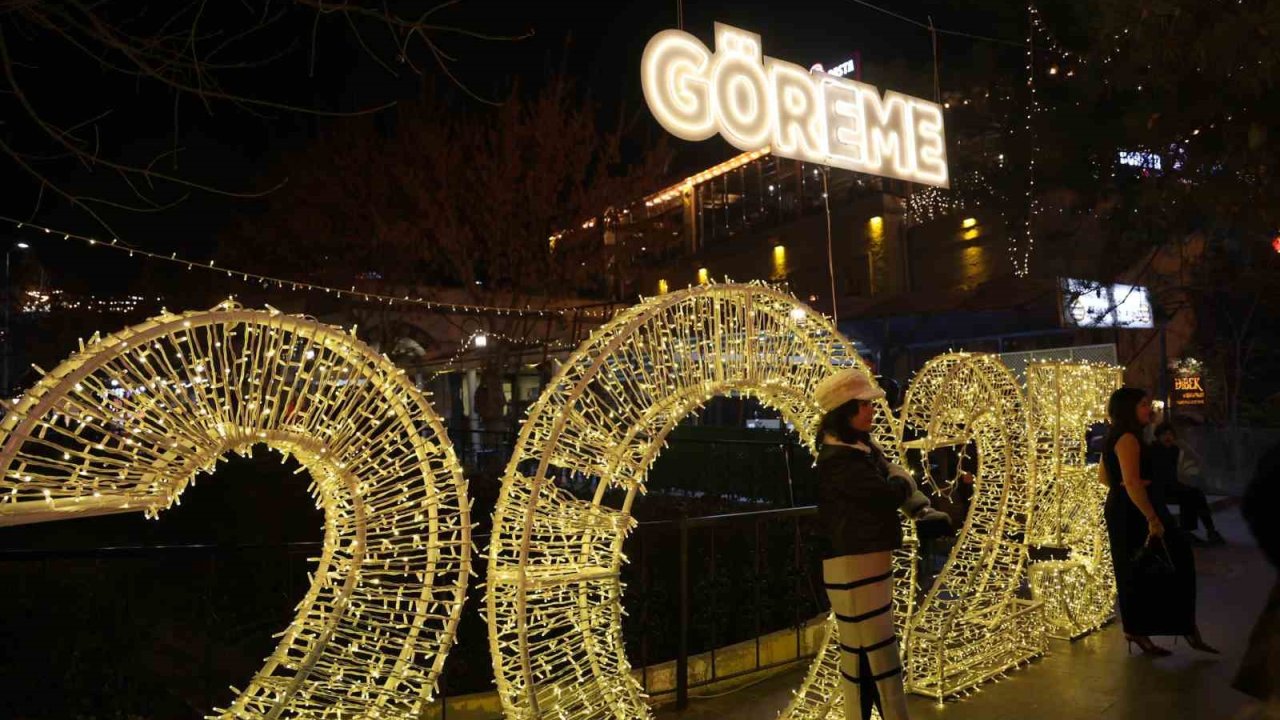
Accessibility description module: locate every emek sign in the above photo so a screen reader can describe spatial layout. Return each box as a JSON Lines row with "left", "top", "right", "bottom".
{"left": 641, "top": 23, "right": 949, "bottom": 187}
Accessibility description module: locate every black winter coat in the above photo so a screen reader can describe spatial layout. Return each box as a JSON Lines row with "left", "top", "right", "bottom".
{"left": 816, "top": 441, "right": 912, "bottom": 558}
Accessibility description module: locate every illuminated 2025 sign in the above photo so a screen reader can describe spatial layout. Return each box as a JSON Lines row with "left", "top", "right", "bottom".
{"left": 641, "top": 23, "right": 949, "bottom": 187}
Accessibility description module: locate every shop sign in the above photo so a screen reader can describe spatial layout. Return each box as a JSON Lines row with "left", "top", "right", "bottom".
{"left": 641, "top": 23, "right": 948, "bottom": 187}
{"left": 1173, "top": 375, "right": 1206, "bottom": 406}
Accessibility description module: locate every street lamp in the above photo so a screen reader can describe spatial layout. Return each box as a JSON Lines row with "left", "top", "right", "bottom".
{"left": 4, "top": 241, "right": 30, "bottom": 394}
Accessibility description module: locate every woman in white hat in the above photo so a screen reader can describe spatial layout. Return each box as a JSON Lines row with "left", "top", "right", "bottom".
{"left": 814, "top": 367, "right": 941, "bottom": 720}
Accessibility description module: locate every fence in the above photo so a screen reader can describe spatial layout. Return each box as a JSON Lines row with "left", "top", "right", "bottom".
{"left": 627, "top": 506, "right": 824, "bottom": 709}
{"left": 0, "top": 437, "right": 829, "bottom": 719}
{"left": 0, "top": 513, "right": 827, "bottom": 718}
{"left": 998, "top": 343, "right": 1119, "bottom": 383}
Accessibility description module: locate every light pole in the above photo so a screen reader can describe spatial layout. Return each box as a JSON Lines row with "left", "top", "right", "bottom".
{"left": 3, "top": 241, "right": 29, "bottom": 395}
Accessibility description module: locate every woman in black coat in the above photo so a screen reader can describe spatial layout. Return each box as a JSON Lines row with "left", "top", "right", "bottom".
{"left": 814, "top": 368, "right": 920, "bottom": 720}
{"left": 1100, "top": 387, "right": 1217, "bottom": 656}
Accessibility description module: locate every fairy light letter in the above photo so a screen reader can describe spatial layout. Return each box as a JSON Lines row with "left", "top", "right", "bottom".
{"left": 485, "top": 283, "right": 915, "bottom": 719}
{"left": 888, "top": 353, "right": 1046, "bottom": 702}
{"left": 485, "top": 283, "right": 1060, "bottom": 718}
{"left": 1025, "top": 361, "right": 1123, "bottom": 639}
{"left": 0, "top": 302, "right": 470, "bottom": 718}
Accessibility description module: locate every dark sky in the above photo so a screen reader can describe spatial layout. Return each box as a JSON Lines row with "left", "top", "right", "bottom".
{"left": 446, "top": 0, "right": 1024, "bottom": 140}
{"left": 2, "top": 0, "right": 1027, "bottom": 296}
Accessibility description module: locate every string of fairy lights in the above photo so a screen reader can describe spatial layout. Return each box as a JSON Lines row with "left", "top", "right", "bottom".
{"left": 484, "top": 283, "right": 1128, "bottom": 716}
{"left": 1018, "top": 3, "right": 1040, "bottom": 278}
{"left": 418, "top": 328, "right": 580, "bottom": 379}
{"left": 486, "top": 283, "right": 902, "bottom": 720}
{"left": 904, "top": 170, "right": 1004, "bottom": 227}
{"left": 1, "top": 215, "right": 615, "bottom": 320}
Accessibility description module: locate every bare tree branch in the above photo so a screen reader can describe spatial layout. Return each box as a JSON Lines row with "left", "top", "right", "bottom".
{"left": 0, "top": 0, "right": 526, "bottom": 234}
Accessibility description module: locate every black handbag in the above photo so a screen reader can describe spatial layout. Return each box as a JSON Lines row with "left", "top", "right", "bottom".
{"left": 1131, "top": 536, "right": 1175, "bottom": 578}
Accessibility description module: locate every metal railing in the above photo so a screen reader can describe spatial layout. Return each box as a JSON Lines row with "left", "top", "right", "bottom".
{"left": 629, "top": 505, "right": 821, "bottom": 709}
{"left": 0, "top": 504, "right": 826, "bottom": 717}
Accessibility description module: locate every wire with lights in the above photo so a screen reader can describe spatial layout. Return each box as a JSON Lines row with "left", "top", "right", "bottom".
{"left": 1, "top": 215, "right": 617, "bottom": 319}
{"left": 1014, "top": 3, "right": 1041, "bottom": 278}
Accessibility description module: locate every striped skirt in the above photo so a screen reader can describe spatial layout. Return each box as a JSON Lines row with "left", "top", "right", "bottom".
{"left": 823, "top": 551, "right": 910, "bottom": 720}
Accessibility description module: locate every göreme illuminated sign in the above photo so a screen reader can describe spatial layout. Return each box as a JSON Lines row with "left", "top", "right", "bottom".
{"left": 641, "top": 23, "right": 949, "bottom": 187}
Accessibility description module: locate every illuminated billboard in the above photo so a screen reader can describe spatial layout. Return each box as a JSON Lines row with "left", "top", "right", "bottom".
{"left": 641, "top": 23, "right": 948, "bottom": 187}
{"left": 1059, "top": 278, "right": 1155, "bottom": 329}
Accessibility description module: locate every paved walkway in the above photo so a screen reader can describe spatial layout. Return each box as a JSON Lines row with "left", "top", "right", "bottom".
{"left": 657, "top": 506, "right": 1274, "bottom": 720}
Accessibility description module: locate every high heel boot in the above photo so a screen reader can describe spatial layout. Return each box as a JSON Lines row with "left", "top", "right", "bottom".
{"left": 1125, "top": 634, "right": 1172, "bottom": 657}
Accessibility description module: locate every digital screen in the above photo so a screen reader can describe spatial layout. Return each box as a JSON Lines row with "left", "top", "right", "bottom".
{"left": 1118, "top": 151, "right": 1163, "bottom": 171}
{"left": 1060, "top": 278, "right": 1155, "bottom": 329}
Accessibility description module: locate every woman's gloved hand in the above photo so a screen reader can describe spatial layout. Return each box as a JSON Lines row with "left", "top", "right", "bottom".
{"left": 884, "top": 461, "right": 956, "bottom": 539}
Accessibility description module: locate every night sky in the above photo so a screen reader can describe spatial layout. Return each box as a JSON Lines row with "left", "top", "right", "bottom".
{"left": 1, "top": 0, "right": 1028, "bottom": 297}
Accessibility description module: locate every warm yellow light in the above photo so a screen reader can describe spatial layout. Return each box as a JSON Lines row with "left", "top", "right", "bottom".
{"left": 771, "top": 245, "right": 788, "bottom": 280}
{"left": 962, "top": 217, "right": 978, "bottom": 229}
{"left": 1026, "top": 362, "right": 1123, "bottom": 640}
{"left": 963, "top": 228, "right": 981, "bottom": 241}
{"left": 0, "top": 302, "right": 470, "bottom": 718}
{"left": 867, "top": 217, "right": 885, "bottom": 249}
{"left": 486, "top": 284, "right": 1061, "bottom": 718}
{"left": 658, "top": 278, "right": 669, "bottom": 295}
{"left": 487, "top": 284, "right": 899, "bottom": 720}
{"left": 697, "top": 267, "right": 709, "bottom": 284}
{"left": 640, "top": 24, "right": 949, "bottom": 187}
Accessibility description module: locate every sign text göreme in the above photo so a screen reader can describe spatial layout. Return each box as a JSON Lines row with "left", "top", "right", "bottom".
{"left": 641, "top": 23, "right": 949, "bottom": 187}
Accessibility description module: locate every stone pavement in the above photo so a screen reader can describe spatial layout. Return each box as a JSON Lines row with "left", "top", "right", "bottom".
{"left": 656, "top": 506, "right": 1274, "bottom": 720}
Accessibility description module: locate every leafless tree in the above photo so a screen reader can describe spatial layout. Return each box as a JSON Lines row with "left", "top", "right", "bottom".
{"left": 220, "top": 73, "right": 672, "bottom": 432}
{"left": 0, "top": 0, "right": 525, "bottom": 235}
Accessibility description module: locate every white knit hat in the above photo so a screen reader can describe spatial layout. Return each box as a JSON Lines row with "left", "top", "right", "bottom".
{"left": 814, "top": 368, "right": 885, "bottom": 413}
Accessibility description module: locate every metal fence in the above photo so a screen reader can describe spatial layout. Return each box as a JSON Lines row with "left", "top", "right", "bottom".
{"left": 998, "top": 343, "right": 1119, "bottom": 383}
{"left": 0, "top": 512, "right": 828, "bottom": 718}
{"left": 0, "top": 438, "right": 831, "bottom": 719}
{"left": 627, "top": 506, "right": 824, "bottom": 709}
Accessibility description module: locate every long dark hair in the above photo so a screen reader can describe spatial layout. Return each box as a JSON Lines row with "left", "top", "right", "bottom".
{"left": 1104, "top": 386, "right": 1149, "bottom": 453}
{"left": 819, "top": 399, "right": 874, "bottom": 449}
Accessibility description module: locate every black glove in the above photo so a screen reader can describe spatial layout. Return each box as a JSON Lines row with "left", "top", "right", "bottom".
{"left": 915, "top": 508, "right": 955, "bottom": 541}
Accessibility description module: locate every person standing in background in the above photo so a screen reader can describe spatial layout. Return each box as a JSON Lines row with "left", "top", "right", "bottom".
{"left": 1148, "top": 422, "right": 1225, "bottom": 545}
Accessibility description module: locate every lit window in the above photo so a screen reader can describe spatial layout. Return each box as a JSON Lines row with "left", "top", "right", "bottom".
{"left": 771, "top": 245, "right": 788, "bottom": 280}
